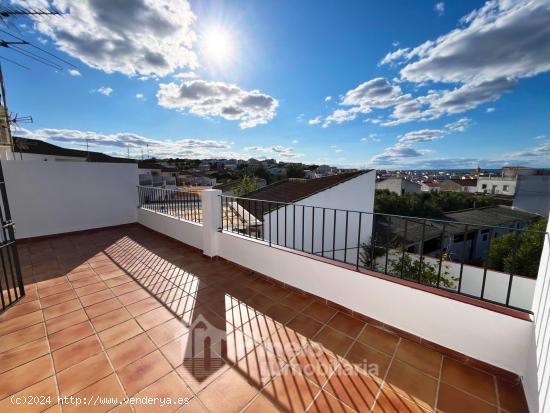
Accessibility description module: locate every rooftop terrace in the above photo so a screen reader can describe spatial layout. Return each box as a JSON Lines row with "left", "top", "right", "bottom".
{"left": 0, "top": 225, "right": 528, "bottom": 412}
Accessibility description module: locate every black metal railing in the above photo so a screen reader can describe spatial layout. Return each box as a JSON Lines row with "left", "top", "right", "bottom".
{"left": 138, "top": 186, "right": 202, "bottom": 223}
{"left": 0, "top": 160, "right": 24, "bottom": 314}
{"left": 220, "top": 194, "right": 548, "bottom": 312}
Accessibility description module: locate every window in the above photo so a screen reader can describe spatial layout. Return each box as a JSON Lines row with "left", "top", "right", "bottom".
{"left": 454, "top": 234, "right": 464, "bottom": 243}
{"left": 482, "top": 184, "right": 487, "bottom": 189}
{"left": 503, "top": 185, "right": 509, "bottom": 192}
{"left": 482, "top": 234, "right": 488, "bottom": 242}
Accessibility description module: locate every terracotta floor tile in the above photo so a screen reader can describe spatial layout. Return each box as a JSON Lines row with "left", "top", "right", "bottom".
{"left": 0, "top": 354, "right": 53, "bottom": 400}
{"left": 373, "top": 384, "right": 431, "bottom": 413}
{"left": 43, "top": 299, "right": 82, "bottom": 320}
{"left": 385, "top": 360, "right": 438, "bottom": 410}
{"left": 111, "top": 281, "right": 142, "bottom": 296}
{"left": 104, "top": 274, "right": 133, "bottom": 288}
{"left": 84, "top": 297, "right": 123, "bottom": 318}
{"left": 79, "top": 289, "right": 114, "bottom": 307}
{"left": 48, "top": 320, "right": 94, "bottom": 351}
{"left": 91, "top": 307, "right": 132, "bottom": 332}
{"left": 74, "top": 281, "right": 108, "bottom": 297}
{"left": 148, "top": 318, "right": 189, "bottom": 347}
{"left": 302, "top": 300, "right": 337, "bottom": 323}
{"left": 0, "top": 336, "right": 50, "bottom": 374}
{"left": 345, "top": 341, "right": 392, "bottom": 379}
{"left": 235, "top": 343, "right": 286, "bottom": 387}
{"left": 63, "top": 374, "right": 125, "bottom": 413}
{"left": 0, "top": 322, "right": 46, "bottom": 353}
{"left": 289, "top": 345, "right": 339, "bottom": 388}
{"left": 0, "top": 299, "right": 41, "bottom": 319}
{"left": 264, "top": 325, "right": 304, "bottom": 363}
{"left": 395, "top": 339, "right": 442, "bottom": 378}
{"left": 240, "top": 314, "right": 282, "bottom": 345}
{"left": 199, "top": 367, "right": 259, "bottom": 413}
{"left": 436, "top": 382, "right": 497, "bottom": 413}
{"left": 324, "top": 364, "right": 382, "bottom": 412}
{"left": 135, "top": 305, "right": 175, "bottom": 330}
{"left": 308, "top": 390, "right": 356, "bottom": 413}
{"left": 0, "top": 309, "right": 43, "bottom": 336}
{"left": 126, "top": 296, "right": 162, "bottom": 317}
{"left": 357, "top": 325, "right": 399, "bottom": 356}
{"left": 38, "top": 282, "right": 72, "bottom": 298}
{"left": 263, "top": 303, "right": 298, "bottom": 325}
{"left": 223, "top": 302, "right": 258, "bottom": 329}
{"left": 56, "top": 351, "right": 113, "bottom": 396}
{"left": 280, "top": 291, "right": 314, "bottom": 312}
{"left": 159, "top": 333, "right": 196, "bottom": 368}
{"left": 312, "top": 325, "right": 354, "bottom": 358}
{"left": 134, "top": 371, "right": 193, "bottom": 413}
{"left": 98, "top": 318, "right": 143, "bottom": 348}
{"left": 40, "top": 290, "right": 78, "bottom": 308}
{"left": 118, "top": 289, "right": 151, "bottom": 306}
{"left": 108, "top": 332, "right": 157, "bottom": 369}
{"left": 441, "top": 357, "right": 496, "bottom": 404}
{"left": 173, "top": 398, "right": 209, "bottom": 413}
{"left": 287, "top": 313, "right": 323, "bottom": 342}
{"left": 0, "top": 377, "right": 57, "bottom": 413}
{"left": 260, "top": 366, "right": 321, "bottom": 412}
{"left": 52, "top": 335, "right": 103, "bottom": 372}
{"left": 117, "top": 350, "right": 172, "bottom": 395}
{"left": 241, "top": 394, "right": 280, "bottom": 413}
{"left": 497, "top": 379, "right": 529, "bottom": 413}
{"left": 45, "top": 308, "right": 88, "bottom": 334}
{"left": 70, "top": 275, "right": 103, "bottom": 289}
{"left": 327, "top": 312, "right": 365, "bottom": 339}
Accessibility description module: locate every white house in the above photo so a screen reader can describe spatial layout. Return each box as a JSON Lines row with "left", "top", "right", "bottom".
{"left": 237, "top": 170, "right": 376, "bottom": 265}
{"left": 376, "top": 177, "right": 421, "bottom": 195}
{"left": 477, "top": 176, "right": 517, "bottom": 195}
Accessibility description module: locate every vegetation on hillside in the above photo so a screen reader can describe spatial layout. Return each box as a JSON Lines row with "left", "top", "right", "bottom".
{"left": 374, "top": 189, "right": 506, "bottom": 218}
{"left": 234, "top": 175, "right": 258, "bottom": 196}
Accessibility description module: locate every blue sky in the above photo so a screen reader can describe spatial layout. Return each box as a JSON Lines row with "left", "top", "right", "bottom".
{"left": 3, "top": 0, "right": 550, "bottom": 169}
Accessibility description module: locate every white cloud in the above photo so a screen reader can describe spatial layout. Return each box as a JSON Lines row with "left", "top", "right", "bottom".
{"left": 325, "top": 96, "right": 332, "bottom": 102}
{"left": 322, "top": 108, "right": 358, "bottom": 128}
{"left": 156, "top": 80, "right": 278, "bottom": 129}
{"left": 244, "top": 145, "right": 300, "bottom": 158}
{"left": 93, "top": 86, "right": 113, "bottom": 96}
{"left": 68, "top": 69, "right": 81, "bottom": 77}
{"left": 308, "top": 116, "right": 322, "bottom": 125}
{"left": 173, "top": 71, "right": 197, "bottom": 80}
{"left": 434, "top": 2, "right": 445, "bottom": 15}
{"left": 17, "top": 127, "right": 238, "bottom": 159}
{"left": 17, "top": 0, "right": 197, "bottom": 77}
{"left": 445, "top": 117, "right": 471, "bottom": 132}
{"left": 399, "top": 129, "right": 446, "bottom": 143}
{"left": 486, "top": 107, "right": 496, "bottom": 113}
{"left": 135, "top": 93, "right": 145, "bottom": 100}
{"left": 331, "top": 1, "right": 550, "bottom": 126}
{"left": 370, "top": 143, "right": 427, "bottom": 164}
{"left": 292, "top": 139, "right": 299, "bottom": 144}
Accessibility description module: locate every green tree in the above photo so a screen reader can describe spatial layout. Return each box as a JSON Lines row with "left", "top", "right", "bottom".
{"left": 285, "top": 164, "right": 305, "bottom": 179}
{"left": 387, "top": 248, "right": 456, "bottom": 288}
{"left": 234, "top": 175, "right": 257, "bottom": 196}
{"left": 486, "top": 218, "right": 547, "bottom": 278}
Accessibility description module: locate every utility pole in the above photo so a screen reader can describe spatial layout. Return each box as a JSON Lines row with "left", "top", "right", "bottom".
{"left": 0, "top": 65, "right": 14, "bottom": 158}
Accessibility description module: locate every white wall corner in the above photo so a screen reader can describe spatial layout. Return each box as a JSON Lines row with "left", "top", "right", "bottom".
{"left": 201, "top": 189, "right": 222, "bottom": 257}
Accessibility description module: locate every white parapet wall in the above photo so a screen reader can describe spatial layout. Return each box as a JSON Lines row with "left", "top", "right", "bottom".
{"left": 3, "top": 160, "right": 139, "bottom": 239}
{"left": 523, "top": 220, "right": 550, "bottom": 412}
{"left": 137, "top": 208, "right": 203, "bottom": 251}
{"left": 217, "top": 231, "right": 533, "bottom": 376}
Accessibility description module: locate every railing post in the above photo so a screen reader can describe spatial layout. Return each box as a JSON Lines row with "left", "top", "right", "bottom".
{"left": 201, "top": 189, "right": 222, "bottom": 258}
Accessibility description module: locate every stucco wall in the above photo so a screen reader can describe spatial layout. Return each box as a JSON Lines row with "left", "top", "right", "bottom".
{"left": 3, "top": 160, "right": 138, "bottom": 239}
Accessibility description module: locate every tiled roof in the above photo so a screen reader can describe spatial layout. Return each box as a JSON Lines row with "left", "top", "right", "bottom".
{"left": 235, "top": 171, "right": 371, "bottom": 218}
{"left": 451, "top": 179, "right": 478, "bottom": 187}
{"left": 241, "top": 170, "right": 371, "bottom": 204}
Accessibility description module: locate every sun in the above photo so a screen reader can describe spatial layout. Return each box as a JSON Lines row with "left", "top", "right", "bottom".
{"left": 202, "top": 27, "right": 233, "bottom": 64}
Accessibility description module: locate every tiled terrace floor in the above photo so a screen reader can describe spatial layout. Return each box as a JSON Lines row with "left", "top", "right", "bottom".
{"left": 1, "top": 225, "right": 528, "bottom": 413}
